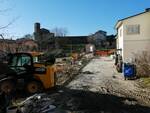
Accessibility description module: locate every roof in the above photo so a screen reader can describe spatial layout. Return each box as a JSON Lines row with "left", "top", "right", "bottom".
{"left": 115, "top": 9, "right": 150, "bottom": 29}
{"left": 16, "top": 38, "right": 36, "bottom": 44}
{"left": 0, "top": 39, "right": 16, "bottom": 43}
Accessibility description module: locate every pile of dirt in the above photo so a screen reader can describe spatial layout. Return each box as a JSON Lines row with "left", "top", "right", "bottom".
{"left": 7, "top": 94, "right": 59, "bottom": 113}
{"left": 56, "top": 56, "right": 92, "bottom": 86}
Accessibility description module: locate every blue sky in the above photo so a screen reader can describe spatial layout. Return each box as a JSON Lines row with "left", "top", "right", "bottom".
{"left": 0, "top": 0, "right": 150, "bottom": 39}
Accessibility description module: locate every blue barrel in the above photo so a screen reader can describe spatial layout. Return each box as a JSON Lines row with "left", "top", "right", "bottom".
{"left": 124, "top": 63, "right": 136, "bottom": 79}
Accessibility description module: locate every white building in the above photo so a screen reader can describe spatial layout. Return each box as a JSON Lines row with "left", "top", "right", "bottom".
{"left": 115, "top": 8, "right": 150, "bottom": 62}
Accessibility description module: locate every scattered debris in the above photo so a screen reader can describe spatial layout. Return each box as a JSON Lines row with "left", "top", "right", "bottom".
{"left": 82, "top": 71, "right": 94, "bottom": 74}
{"left": 2, "top": 56, "right": 150, "bottom": 113}
{"left": 55, "top": 55, "right": 92, "bottom": 86}
{"left": 123, "top": 99, "right": 137, "bottom": 105}
{"left": 7, "top": 94, "right": 56, "bottom": 113}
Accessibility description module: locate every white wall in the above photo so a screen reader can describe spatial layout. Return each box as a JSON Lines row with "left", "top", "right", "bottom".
{"left": 117, "top": 25, "right": 124, "bottom": 58}
{"left": 122, "top": 11, "right": 150, "bottom": 62}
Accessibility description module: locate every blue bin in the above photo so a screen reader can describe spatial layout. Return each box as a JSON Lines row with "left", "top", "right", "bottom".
{"left": 124, "top": 63, "right": 136, "bottom": 79}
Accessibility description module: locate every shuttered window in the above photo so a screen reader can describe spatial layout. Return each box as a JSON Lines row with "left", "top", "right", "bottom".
{"left": 126, "top": 25, "right": 140, "bottom": 35}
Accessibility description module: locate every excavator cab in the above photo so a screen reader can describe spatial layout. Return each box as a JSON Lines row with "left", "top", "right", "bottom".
{"left": 0, "top": 52, "right": 56, "bottom": 94}
{"left": 8, "top": 53, "right": 33, "bottom": 75}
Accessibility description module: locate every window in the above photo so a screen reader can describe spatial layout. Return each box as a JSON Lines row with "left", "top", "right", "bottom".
{"left": 33, "top": 56, "right": 38, "bottom": 63}
{"left": 10, "top": 56, "right": 18, "bottom": 66}
{"left": 21, "top": 55, "right": 31, "bottom": 66}
{"left": 126, "top": 25, "right": 140, "bottom": 35}
{"left": 9, "top": 54, "right": 32, "bottom": 67}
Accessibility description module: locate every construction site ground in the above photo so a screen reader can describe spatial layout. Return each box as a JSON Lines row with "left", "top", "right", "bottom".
{"left": 48, "top": 56, "right": 150, "bottom": 113}
{"left": 10, "top": 56, "right": 150, "bottom": 113}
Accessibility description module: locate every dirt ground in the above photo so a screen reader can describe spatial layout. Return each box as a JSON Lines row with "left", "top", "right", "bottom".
{"left": 48, "top": 57, "right": 150, "bottom": 113}
{"left": 9, "top": 57, "right": 150, "bottom": 113}
{"left": 68, "top": 57, "right": 150, "bottom": 105}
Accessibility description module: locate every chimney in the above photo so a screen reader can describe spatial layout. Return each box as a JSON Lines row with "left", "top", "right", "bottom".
{"left": 145, "top": 8, "right": 150, "bottom": 12}
{"left": 34, "top": 22, "right": 40, "bottom": 33}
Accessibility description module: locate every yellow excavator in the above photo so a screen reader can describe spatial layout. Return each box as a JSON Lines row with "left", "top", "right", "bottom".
{"left": 0, "top": 52, "right": 56, "bottom": 94}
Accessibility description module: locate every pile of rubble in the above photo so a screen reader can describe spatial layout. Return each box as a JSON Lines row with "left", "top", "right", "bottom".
{"left": 55, "top": 53, "right": 93, "bottom": 86}
{"left": 5, "top": 53, "right": 94, "bottom": 113}
{"left": 7, "top": 94, "right": 60, "bottom": 113}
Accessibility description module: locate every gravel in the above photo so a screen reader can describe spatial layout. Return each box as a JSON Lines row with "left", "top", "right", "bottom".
{"left": 63, "top": 57, "right": 150, "bottom": 112}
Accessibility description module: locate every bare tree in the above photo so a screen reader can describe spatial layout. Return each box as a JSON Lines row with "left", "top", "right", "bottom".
{"left": 0, "top": 16, "right": 19, "bottom": 30}
{"left": 0, "top": 34, "right": 13, "bottom": 53}
{"left": 51, "top": 27, "right": 68, "bottom": 37}
{"left": 0, "top": 0, "right": 19, "bottom": 30}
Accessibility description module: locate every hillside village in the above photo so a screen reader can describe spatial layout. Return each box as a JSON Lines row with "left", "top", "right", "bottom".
{"left": 0, "top": 23, "right": 116, "bottom": 56}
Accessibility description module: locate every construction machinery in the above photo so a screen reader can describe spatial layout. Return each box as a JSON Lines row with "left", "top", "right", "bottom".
{"left": 0, "top": 52, "right": 56, "bottom": 94}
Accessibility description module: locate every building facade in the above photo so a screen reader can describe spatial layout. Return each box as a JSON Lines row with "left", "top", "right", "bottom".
{"left": 0, "top": 39, "right": 17, "bottom": 53}
{"left": 34, "top": 23, "right": 55, "bottom": 51}
{"left": 115, "top": 8, "right": 150, "bottom": 62}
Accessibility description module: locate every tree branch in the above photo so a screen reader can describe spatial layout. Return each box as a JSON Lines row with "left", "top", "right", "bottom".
{"left": 0, "top": 16, "right": 20, "bottom": 30}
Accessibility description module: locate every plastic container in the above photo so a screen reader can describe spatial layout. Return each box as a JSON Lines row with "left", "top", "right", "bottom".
{"left": 123, "top": 63, "right": 136, "bottom": 80}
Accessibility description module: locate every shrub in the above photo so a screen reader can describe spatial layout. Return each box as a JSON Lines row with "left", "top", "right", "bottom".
{"left": 133, "top": 51, "right": 150, "bottom": 77}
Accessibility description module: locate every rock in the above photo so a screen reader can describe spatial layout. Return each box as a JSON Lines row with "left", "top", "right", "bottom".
{"left": 123, "top": 99, "right": 137, "bottom": 105}
{"left": 11, "top": 93, "right": 57, "bottom": 113}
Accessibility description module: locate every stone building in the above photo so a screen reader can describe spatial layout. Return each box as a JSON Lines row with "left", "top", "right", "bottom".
{"left": 33, "top": 22, "right": 88, "bottom": 52}
{"left": 33, "top": 23, "right": 115, "bottom": 53}
{"left": 34, "top": 23, "right": 55, "bottom": 51}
